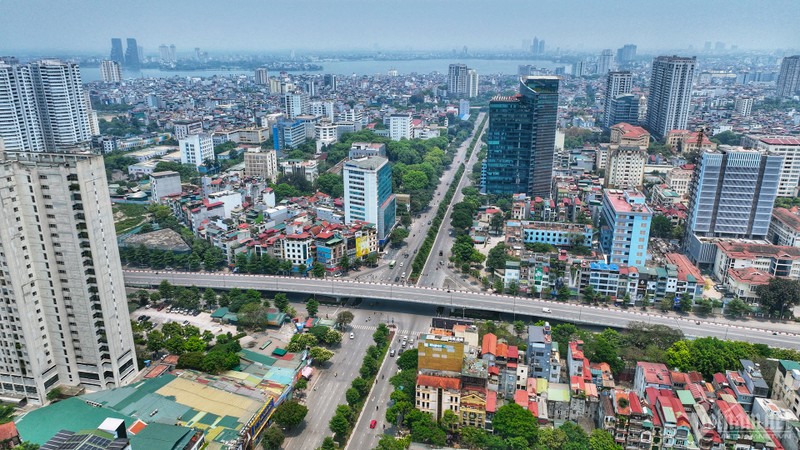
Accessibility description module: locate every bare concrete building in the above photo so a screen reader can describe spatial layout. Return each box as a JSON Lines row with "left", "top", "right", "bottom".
{"left": 0, "top": 149, "right": 138, "bottom": 404}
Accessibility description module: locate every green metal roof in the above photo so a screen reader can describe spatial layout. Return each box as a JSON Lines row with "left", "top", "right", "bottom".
{"left": 676, "top": 390, "right": 696, "bottom": 406}
{"left": 15, "top": 398, "right": 134, "bottom": 445}
{"left": 129, "top": 422, "right": 195, "bottom": 450}
{"left": 239, "top": 348, "right": 278, "bottom": 367}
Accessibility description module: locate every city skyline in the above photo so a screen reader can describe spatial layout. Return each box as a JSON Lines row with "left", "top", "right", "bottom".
{"left": 1, "top": 0, "right": 799, "bottom": 55}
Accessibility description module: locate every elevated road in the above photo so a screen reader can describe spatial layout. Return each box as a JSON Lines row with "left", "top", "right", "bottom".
{"left": 123, "top": 270, "right": 800, "bottom": 349}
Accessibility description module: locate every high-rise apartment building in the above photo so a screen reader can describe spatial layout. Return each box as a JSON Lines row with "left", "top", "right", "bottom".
{"left": 645, "top": 56, "right": 696, "bottom": 139}
{"left": 685, "top": 146, "right": 782, "bottom": 265}
{"left": 607, "top": 94, "right": 641, "bottom": 127}
{"left": 0, "top": 59, "right": 93, "bottom": 153}
{"left": 467, "top": 69, "right": 479, "bottom": 98}
{"left": 776, "top": 56, "right": 800, "bottom": 98}
{"left": 598, "top": 49, "right": 613, "bottom": 75}
{"left": 173, "top": 119, "right": 203, "bottom": 140}
{"left": 124, "top": 38, "right": 140, "bottom": 68}
{"left": 483, "top": 76, "right": 559, "bottom": 198}
{"left": 389, "top": 114, "right": 412, "bottom": 141}
{"left": 603, "top": 71, "right": 633, "bottom": 128}
{"left": 323, "top": 74, "right": 337, "bottom": 91}
{"left": 158, "top": 45, "right": 169, "bottom": 63}
{"left": 243, "top": 148, "right": 278, "bottom": 181}
{"left": 179, "top": 134, "right": 214, "bottom": 168}
{"left": 254, "top": 68, "right": 269, "bottom": 85}
{"left": 616, "top": 44, "right": 637, "bottom": 64}
{"left": 283, "top": 92, "right": 309, "bottom": 119}
{"left": 109, "top": 39, "right": 124, "bottom": 65}
{"left": 448, "top": 63, "right": 468, "bottom": 96}
{"left": 309, "top": 101, "right": 335, "bottom": 122}
{"left": 99, "top": 60, "right": 121, "bottom": 83}
{"left": 0, "top": 149, "right": 138, "bottom": 404}
{"left": 734, "top": 97, "right": 753, "bottom": 117}
{"left": 343, "top": 156, "right": 396, "bottom": 244}
{"left": 600, "top": 189, "right": 652, "bottom": 267}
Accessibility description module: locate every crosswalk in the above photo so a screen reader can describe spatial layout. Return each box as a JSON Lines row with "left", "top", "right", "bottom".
{"left": 348, "top": 323, "right": 422, "bottom": 337}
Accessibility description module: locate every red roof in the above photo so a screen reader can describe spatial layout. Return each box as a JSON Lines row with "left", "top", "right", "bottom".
{"left": 488, "top": 366, "right": 500, "bottom": 376}
{"left": 0, "top": 422, "right": 19, "bottom": 441}
{"left": 128, "top": 419, "right": 148, "bottom": 435}
{"left": 628, "top": 391, "right": 644, "bottom": 415}
{"left": 715, "top": 399, "right": 753, "bottom": 429}
{"left": 486, "top": 390, "right": 497, "bottom": 413}
{"left": 417, "top": 374, "right": 461, "bottom": 391}
{"left": 664, "top": 254, "right": 703, "bottom": 283}
{"left": 508, "top": 345, "right": 518, "bottom": 359}
{"left": 760, "top": 137, "right": 800, "bottom": 146}
{"left": 481, "top": 333, "right": 497, "bottom": 356}
{"left": 514, "top": 389, "right": 529, "bottom": 406}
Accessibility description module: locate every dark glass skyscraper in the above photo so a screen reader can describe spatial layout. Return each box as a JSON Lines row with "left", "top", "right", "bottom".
{"left": 109, "top": 38, "right": 124, "bottom": 64}
{"left": 483, "top": 76, "right": 559, "bottom": 198}
{"left": 124, "top": 38, "right": 140, "bottom": 68}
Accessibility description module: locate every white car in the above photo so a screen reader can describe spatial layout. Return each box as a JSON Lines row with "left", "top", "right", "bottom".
{"left": 399, "top": 262, "right": 404, "bottom": 267}
{"left": 542, "top": 307, "right": 552, "bottom": 314}
{"left": 350, "top": 332, "right": 355, "bottom": 339}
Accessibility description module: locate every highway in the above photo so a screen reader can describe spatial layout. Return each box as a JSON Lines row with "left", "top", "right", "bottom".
{"left": 419, "top": 114, "right": 487, "bottom": 291}
{"left": 123, "top": 270, "right": 800, "bottom": 349}
{"left": 352, "top": 113, "right": 486, "bottom": 286}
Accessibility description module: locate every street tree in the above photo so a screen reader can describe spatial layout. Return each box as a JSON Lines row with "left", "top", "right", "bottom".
{"left": 261, "top": 426, "right": 285, "bottom": 450}
{"left": 272, "top": 400, "right": 308, "bottom": 429}
{"left": 306, "top": 298, "right": 320, "bottom": 317}
{"left": 335, "top": 310, "right": 354, "bottom": 328}
{"left": 310, "top": 347, "right": 334, "bottom": 365}
{"left": 273, "top": 293, "right": 289, "bottom": 312}
{"left": 756, "top": 277, "right": 800, "bottom": 317}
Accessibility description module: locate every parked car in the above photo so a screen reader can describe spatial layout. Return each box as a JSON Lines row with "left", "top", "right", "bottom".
{"left": 390, "top": 349, "right": 396, "bottom": 357}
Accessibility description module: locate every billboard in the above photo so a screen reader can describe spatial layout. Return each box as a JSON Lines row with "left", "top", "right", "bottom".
{"left": 246, "top": 397, "right": 276, "bottom": 443}
{"left": 355, "top": 236, "right": 370, "bottom": 258}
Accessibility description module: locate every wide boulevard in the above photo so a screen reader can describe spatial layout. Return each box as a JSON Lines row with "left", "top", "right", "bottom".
{"left": 123, "top": 270, "right": 800, "bottom": 349}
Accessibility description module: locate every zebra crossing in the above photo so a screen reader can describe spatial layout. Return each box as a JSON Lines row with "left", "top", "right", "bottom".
{"left": 348, "top": 323, "right": 422, "bottom": 337}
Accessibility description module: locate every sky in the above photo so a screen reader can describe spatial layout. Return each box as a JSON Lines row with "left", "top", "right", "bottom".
{"left": 1, "top": 0, "right": 798, "bottom": 55}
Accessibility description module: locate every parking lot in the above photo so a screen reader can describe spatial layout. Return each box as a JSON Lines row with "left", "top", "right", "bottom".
{"left": 130, "top": 307, "right": 238, "bottom": 336}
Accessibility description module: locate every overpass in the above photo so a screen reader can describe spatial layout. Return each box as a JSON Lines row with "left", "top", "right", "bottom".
{"left": 123, "top": 270, "right": 800, "bottom": 350}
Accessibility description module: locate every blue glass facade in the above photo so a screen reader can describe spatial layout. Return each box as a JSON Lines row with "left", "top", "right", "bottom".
{"left": 483, "top": 76, "right": 559, "bottom": 198}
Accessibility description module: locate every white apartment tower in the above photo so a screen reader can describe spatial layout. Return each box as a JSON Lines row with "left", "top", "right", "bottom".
{"left": 598, "top": 49, "right": 614, "bottom": 75}
{"left": 776, "top": 55, "right": 800, "bottom": 99}
{"left": 0, "top": 149, "right": 138, "bottom": 404}
{"left": 389, "top": 114, "right": 412, "bottom": 141}
{"left": 603, "top": 71, "right": 633, "bottom": 128}
{"left": 283, "top": 92, "right": 309, "bottom": 119}
{"left": 467, "top": 69, "right": 479, "bottom": 98}
{"left": 243, "top": 148, "right": 278, "bottom": 181}
{"left": 645, "top": 56, "right": 696, "bottom": 139}
{"left": 605, "top": 145, "right": 647, "bottom": 188}
{"left": 343, "top": 156, "right": 396, "bottom": 243}
{"left": 735, "top": 97, "right": 753, "bottom": 117}
{"left": 99, "top": 60, "right": 122, "bottom": 83}
{"left": 179, "top": 133, "right": 215, "bottom": 168}
{"left": 0, "top": 59, "right": 93, "bottom": 153}
{"left": 448, "top": 64, "right": 468, "bottom": 96}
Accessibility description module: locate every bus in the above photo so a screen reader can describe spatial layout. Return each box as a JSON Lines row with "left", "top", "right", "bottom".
{"left": 388, "top": 260, "right": 396, "bottom": 268}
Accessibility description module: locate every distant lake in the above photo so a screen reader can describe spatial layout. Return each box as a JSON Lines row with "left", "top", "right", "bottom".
{"left": 80, "top": 58, "right": 563, "bottom": 82}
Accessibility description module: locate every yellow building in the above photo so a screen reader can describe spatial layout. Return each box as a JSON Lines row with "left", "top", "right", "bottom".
{"left": 417, "top": 334, "right": 466, "bottom": 373}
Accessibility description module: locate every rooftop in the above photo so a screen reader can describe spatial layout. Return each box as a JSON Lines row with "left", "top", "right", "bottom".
{"left": 716, "top": 241, "right": 800, "bottom": 260}
{"left": 773, "top": 207, "right": 800, "bottom": 232}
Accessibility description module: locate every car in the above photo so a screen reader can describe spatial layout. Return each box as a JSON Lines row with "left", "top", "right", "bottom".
{"left": 394, "top": 276, "right": 400, "bottom": 282}
{"left": 399, "top": 262, "right": 404, "bottom": 267}
{"left": 401, "top": 272, "right": 406, "bottom": 277}
{"left": 401, "top": 342, "right": 407, "bottom": 348}
{"left": 334, "top": 273, "right": 341, "bottom": 277}
{"left": 182, "top": 320, "right": 190, "bottom": 325}
{"left": 695, "top": 320, "right": 701, "bottom": 325}
{"left": 369, "top": 419, "right": 377, "bottom": 429}
{"left": 542, "top": 307, "right": 552, "bottom": 314}
{"left": 192, "top": 310, "right": 200, "bottom": 316}
{"left": 137, "top": 316, "right": 147, "bottom": 322}
{"left": 390, "top": 349, "right": 396, "bottom": 357}
{"left": 404, "top": 253, "right": 409, "bottom": 259}
{"left": 409, "top": 338, "right": 414, "bottom": 345}
{"left": 439, "top": 250, "right": 443, "bottom": 256}
{"left": 350, "top": 332, "right": 355, "bottom": 339}
{"left": 427, "top": 220, "right": 432, "bottom": 225}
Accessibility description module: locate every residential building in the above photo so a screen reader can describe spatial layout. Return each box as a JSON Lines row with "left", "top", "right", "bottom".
{"left": 769, "top": 207, "right": 800, "bottom": 247}
{"left": 734, "top": 97, "right": 753, "bottom": 117}
{"left": 645, "top": 56, "right": 696, "bottom": 139}
{"left": 343, "top": 156, "right": 396, "bottom": 244}
{"left": 751, "top": 397, "right": 798, "bottom": 435}
{"left": 604, "top": 145, "right": 646, "bottom": 188}
{"left": 172, "top": 120, "right": 203, "bottom": 140}
{"left": 616, "top": 44, "right": 637, "bottom": 64}
{"left": 254, "top": 67, "right": 269, "bottom": 85}
{"left": 416, "top": 375, "right": 461, "bottom": 422}
{"left": 149, "top": 171, "right": 181, "bottom": 202}
{"left": 349, "top": 142, "right": 386, "bottom": 159}
{"left": 0, "top": 59, "right": 93, "bottom": 152}
{"left": 686, "top": 147, "right": 782, "bottom": 265}
{"left": 282, "top": 232, "right": 313, "bottom": 267}
{"left": 388, "top": 114, "right": 411, "bottom": 141}
{"left": 527, "top": 324, "right": 560, "bottom": 382}
{"left": 179, "top": 134, "right": 214, "bottom": 168}
{"left": 0, "top": 151, "right": 138, "bottom": 404}
{"left": 309, "top": 101, "right": 335, "bottom": 121}
{"left": 483, "top": 76, "right": 559, "bottom": 198}
{"left": 743, "top": 136, "right": 800, "bottom": 197}
{"left": 279, "top": 159, "right": 318, "bottom": 184}
{"left": 776, "top": 55, "right": 800, "bottom": 98}
{"left": 243, "top": 148, "right": 277, "bottom": 181}
{"left": 604, "top": 72, "right": 633, "bottom": 128}
{"left": 598, "top": 49, "right": 613, "bottom": 75}
{"left": 713, "top": 241, "right": 800, "bottom": 287}
{"left": 283, "top": 92, "right": 309, "bottom": 119}
{"left": 504, "top": 220, "right": 592, "bottom": 254}
{"left": 99, "top": 60, "right": 121, "bottom": 83}
{"left": 600, "top": 189, "right": 653, "bottom": 267}
{"left": 467, "top": 69, "right": 479, "bottom": 98}
{"left": 634, "top": 362, "right": 672, "bottom": 396}
{"left": 448, "top": 63, "right": 468, "bottom": 96}
{"left": 314, "top": 120, "right": 338, "bottom": 148}
{"left": 772, "top": 359, "right": 800, "bottom": 417}
{"left": 666, "top": 164, "right": 694, "bottom": 197}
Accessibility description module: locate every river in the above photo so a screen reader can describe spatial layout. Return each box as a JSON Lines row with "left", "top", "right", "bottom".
{"left": 80, "top": 58, "right": 564, "bottom": 82}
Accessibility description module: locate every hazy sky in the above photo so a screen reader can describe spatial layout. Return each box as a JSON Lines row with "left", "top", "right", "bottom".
{"left": 1, "top": 0, "right": 798, "bottom": 55}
